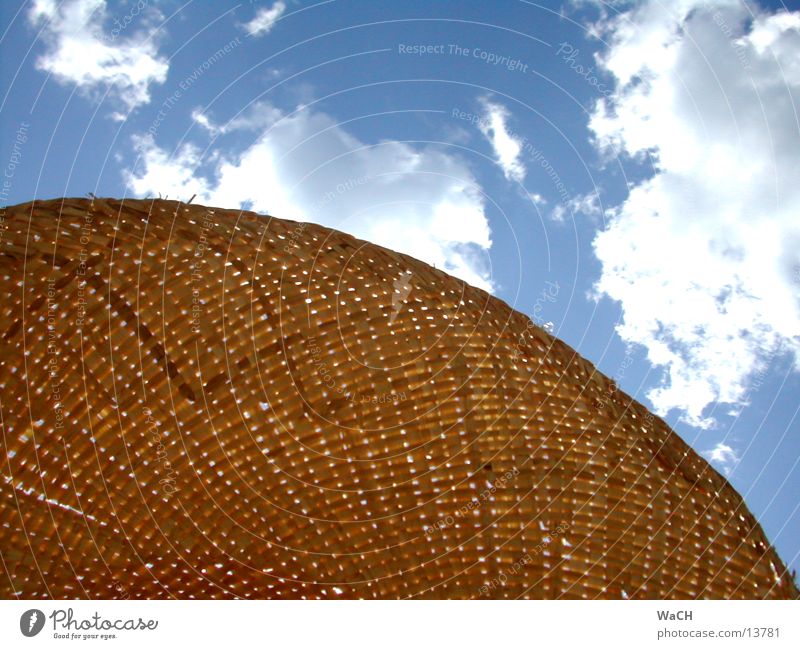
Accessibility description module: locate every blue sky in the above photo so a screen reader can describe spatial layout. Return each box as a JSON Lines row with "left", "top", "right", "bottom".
{"left": 1, "top": 0, "right": 799, "bottom": 579}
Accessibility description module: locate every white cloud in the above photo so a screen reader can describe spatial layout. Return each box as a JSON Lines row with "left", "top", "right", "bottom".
{"left": 702, "top": 442, "right": 740, "bottom": 476}
{"left": 528, "top": 192, "right": 547, "bottom": 206}
{"left": 550, "top": 191, "right": 603, "bottom": 222}
{"left": 28, "top": 0, "right": 168, "bottom": 116}
{"left": 242, "top": 1, "right": 285, "bottom": 36}
{"left": 190, "top": 110, "right": 218, "bottom": 136}
{"left": 191, "top": 102, "right": 283, "bottom": 136}
{"left": 127, "top": 135, "right": 212, "bottom": 200}
{"left": 127, "top": 102, "right": 494, "bottom": 291}
{"left": 478, "top": 99, "right": 526, "bottom": 183}
{"left": 589, "top": 0, "right": 800, "bottom": 428}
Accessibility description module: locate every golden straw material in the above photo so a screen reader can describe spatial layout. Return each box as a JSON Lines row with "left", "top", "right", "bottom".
{"left": 0, "top": 197, "right": 796, "bottom": 600}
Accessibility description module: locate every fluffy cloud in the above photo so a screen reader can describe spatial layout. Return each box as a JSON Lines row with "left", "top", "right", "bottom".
{"left": 126, "top": 102, "right": 494, "bottom": 291}
{"left": 478, "top": 99, "right": 526, "bottom": 183}
{"left": 28, "top": 0, "right": 168, "bottom": 117}
{"left": 550, "top": 191, "right": 603, "bottom": 222}
{"left": 589, "top": 0, "right": 800, "bottom": 428}
{"left": 702, "top": 442, "right": 740, "bottom": 476}
{"left": 242, "top": 1, "right": 286, "bottom": 36}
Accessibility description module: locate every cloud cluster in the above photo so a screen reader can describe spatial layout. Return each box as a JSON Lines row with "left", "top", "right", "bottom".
{"left": 702, "top": 442, "right": 740, "bottom": 476}
{"left": 28, "top": 0, "right": 168, "bottom": 117}
{"left": 589, "top": 0, "right": 800, "bottom": 428}
{"left": 127, "top": 102, "right": 494, "bottom": 291}
{"left": 550, "top": 190, "right": 603, "bottom": 223}
{"left": 478, "top": 99, "right": 526, "bottom": 183}
{"left": 242, "top": 1, "right": 286, "bottom": 37}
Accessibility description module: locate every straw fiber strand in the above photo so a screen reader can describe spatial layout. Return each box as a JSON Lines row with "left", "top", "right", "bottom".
{"left": 0, "top": 197, "right": 796, "bottom": 599}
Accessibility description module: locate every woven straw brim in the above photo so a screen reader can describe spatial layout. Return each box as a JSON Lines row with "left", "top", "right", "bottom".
{"left": 0, "top": 197, "right": 796, "bottom": 599}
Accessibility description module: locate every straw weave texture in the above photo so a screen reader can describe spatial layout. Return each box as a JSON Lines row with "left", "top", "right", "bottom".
{"left": 0, "top": 197, "right": 796, "bottom": 599}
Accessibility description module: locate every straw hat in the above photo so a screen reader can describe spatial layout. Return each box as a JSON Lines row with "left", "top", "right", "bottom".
{"left": 1, "top": 197, "right": 795, "bottom": 599}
